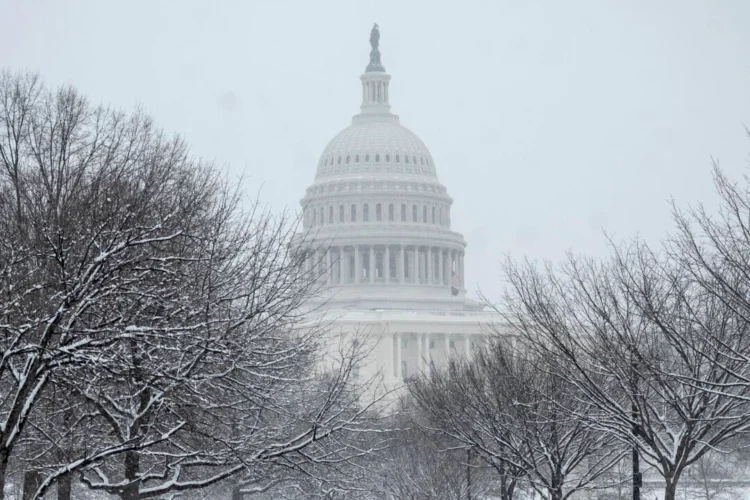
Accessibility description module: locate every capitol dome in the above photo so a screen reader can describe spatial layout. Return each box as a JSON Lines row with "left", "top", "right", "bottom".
{"left": 299, "top": 25, "right": 479, "bottom": 311}
{"left": 315, "top": 117, "right": 438, "bottom": 180}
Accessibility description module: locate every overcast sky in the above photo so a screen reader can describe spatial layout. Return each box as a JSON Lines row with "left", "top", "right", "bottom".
{"left": 2, "top": 0, "right": 749, "bottom": 300}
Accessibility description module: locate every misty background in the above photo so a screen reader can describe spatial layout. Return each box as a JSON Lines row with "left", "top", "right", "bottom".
{"left": 2, "top": 0, "right": 749, "bottom": 301}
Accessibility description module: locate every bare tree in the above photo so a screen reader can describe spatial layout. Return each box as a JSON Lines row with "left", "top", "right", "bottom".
{"left": 0, "top": 69, "right": 376, "bottom": 500}
{"left": 367, "top": 397, "right": 500, "bottom": 500}
{"left": 499, "top": 235, "right": 750, "bottom": 500}
{"left": 410, "top": 337, "right": 620, "bottom": 500}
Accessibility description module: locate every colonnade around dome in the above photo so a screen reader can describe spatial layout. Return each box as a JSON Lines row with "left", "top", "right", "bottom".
{"left": 305, "top": 244, "right": 465, "bottom": 288}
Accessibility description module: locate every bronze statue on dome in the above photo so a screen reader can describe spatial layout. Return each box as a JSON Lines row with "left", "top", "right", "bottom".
{"left": 366, "top": 23, "right": 385, "bottom": 73}
{"left": 370, "top": 23, "right": 380, "bottom": 49}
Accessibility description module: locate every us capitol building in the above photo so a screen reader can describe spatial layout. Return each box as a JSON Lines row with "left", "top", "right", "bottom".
{"left": 299, "top": 25, "right": 499, "bottom": 395}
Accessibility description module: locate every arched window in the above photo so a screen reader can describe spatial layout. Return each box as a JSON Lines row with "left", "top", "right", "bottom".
{"left": 385, "top": 154, "right": 390, "bottom": 162}
{"left": 413, "top": 156, "right": 417, "bottom": 164}
{"left": 401, "top": 204, "right": 407, "bottom": 222}
{"left": 412, "top": 205, "right": 418, "bottom": 222}
{"left": 365, "top": 154, "right": 370, "bottom": 162}
{"left": 320, "top": 207, "right": 324, "bottom": 225}
{"left": 346, "top": 155, "right": 350, "bottom": 164}
{"left": 389, "top": 204, "right": 395, "bottom": 221}
{"left": 439, "top": 207, "right": 443, "bottom": 225}
{"left": 395, "top": 154, "right": 400, "bottom": 163}
{"left": 376, "top": 203, "right": 382, "bottom": 221}
{"left": 351, "top": 204, "right": 357, "bottom": 222}
{"left": 431, "top": 207, "right": 436, "bottom": 224}
{"left": 375, "top": 154, "right": 380, "bottom": 162}
{"left": 405, "top": 155, "right": 409, "bottom": 164}
{"left": 337, "top": 157, "right": 342, "bottom": 165}
{"left": 363, "top": 204, "right": 369, "bottom": 222}
{"left": 339, "top": 205, "right": 345, "bottom": 223}
{"left": 355, "top": 154, "right": 360, "bottom": 163}
{"left": 423, "top": 205, "right": 427, "bottom": 223}
{"left": 329, "top": 206, "right": 334, "bottom": 224}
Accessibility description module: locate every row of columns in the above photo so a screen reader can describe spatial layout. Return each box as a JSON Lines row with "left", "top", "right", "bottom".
{"left": 363, "top": 80, "right": 389, "bottom": 105}
{"left": 392, "top": 332, "right": 474, "bottom": 379}
{"left": 307, "top": 245, "right": 465, "bottom": 288}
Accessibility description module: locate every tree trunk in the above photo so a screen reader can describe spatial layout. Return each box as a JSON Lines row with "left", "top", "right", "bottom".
{"left": 21, "top": 471, "right": 42, "bottom": 500}
{"left": 664, "top": 480, "right": 678, "bottom": 500}
{"left": 57, "top": 473, "right": 72, "bottom": 500}
{"left": 501, "top": 480, "right": 516, "bottom": 500}
{"left": 0, "top": 451, "right": 8, "bottom": 500}
{"left": 231, "top": 484, "right": 242, "bottom": 500}
{"left": 121, "top": 450, "right": 140, "bottom": 500}
{"left": 549, "top": 480, "right": 564, "bottom": 500}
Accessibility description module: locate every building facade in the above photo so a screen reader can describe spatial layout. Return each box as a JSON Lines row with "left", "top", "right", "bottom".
{"left": 300, "top": 25, "right": 498, "bottom": 394}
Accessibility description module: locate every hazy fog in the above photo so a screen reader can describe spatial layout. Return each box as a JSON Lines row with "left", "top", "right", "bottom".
{"left": 3, "top": 0, "right": 749, "bottom": 300}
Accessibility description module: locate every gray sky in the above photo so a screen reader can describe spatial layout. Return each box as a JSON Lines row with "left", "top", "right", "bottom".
{"left": 2, "top": 0, "right": 749, "bottom": 300}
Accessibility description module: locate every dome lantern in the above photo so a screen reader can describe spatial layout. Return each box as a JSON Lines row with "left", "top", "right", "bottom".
{"left": 359, "top": 24, "right": 392, "bottom": 117}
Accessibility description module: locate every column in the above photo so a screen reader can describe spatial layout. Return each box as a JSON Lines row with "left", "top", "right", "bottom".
{"left": 412, "top": 247, "right": 418, "bottom": 283}
{"left": 385, "top": 245, "right": 390, "bottom": 284}
{"left": 343, "top": 247, "right": 349, "bottom": 284}
{"left": 399, "top": 245, "right": 405, "bottom": 283}
{"left": 417, "top": 334, "right": 424, "bottom": 374}
{"left": 444, "top": 250, "right": 450, "bottom": 285}
{"left": 369, "top": 245, "right": 375, "bottom": 283}
{"left": 459, "top": 252, "right": 464, "bottom": 287}
{"left": 427, "top": 247, "right": 433, "bottom": 284}
{"left": 326, "top": 249, "right": 332, "bottom": 285}
{"left": 395, "top": 332, "right": 402, "bottom": 380}
{"left": 354, "top": 246, "right": 360, "bottom": 284}
{"left": 391, "top": 332, "right": 397, "bottom": 377}
{"left": 451, "top": 250, "right": 456, "bottom": 281}
{"left": 426, "top": 334, "right": 433, "bottom": 374}
{"left": 465, "top": 335, "right": 473, "bottom": 361}
{"left": 438, "top": 249, "right": 443, "bottom": 285}
{"left": 445, "top": 333, "right": 451, "bottom": 361}
{"left": 338, "top": 247, "right": 343, "bottom": 284}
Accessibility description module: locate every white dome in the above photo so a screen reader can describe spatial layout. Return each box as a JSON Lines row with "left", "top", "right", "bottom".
{"left": 315, "top": 117, "right": 437, "bottom": 180}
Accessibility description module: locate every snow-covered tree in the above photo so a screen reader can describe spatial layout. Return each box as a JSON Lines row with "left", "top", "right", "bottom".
{"left": 410, "top": 337, "right": 619, "bottom": 500}
{"left": 0, "top": 70, "right": 376, "bottom": 500}
{"left": 499, "top": 236, "right": 750, "bottom": 500}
